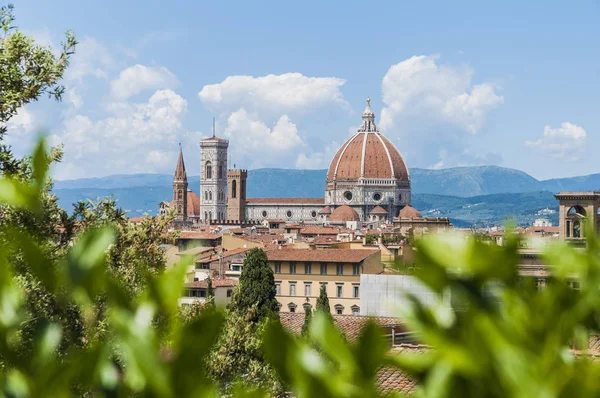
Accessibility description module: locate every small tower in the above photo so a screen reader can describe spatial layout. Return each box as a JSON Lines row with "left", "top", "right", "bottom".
{"left": 200, "top": 120, "right": 229, "bottom": 222}
{"left": 173, "top": 145, "right": 188, "bottom": 223}
{"left": 227, "top": 169, "right": 247, "bottom": 222}
{"left": 554, "top": 191, "right": 600, "bottom": 243}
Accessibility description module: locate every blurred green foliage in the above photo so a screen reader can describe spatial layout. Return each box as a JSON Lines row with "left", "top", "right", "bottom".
{"left": 3, "top": 4, "right": 600, "bottom": 397}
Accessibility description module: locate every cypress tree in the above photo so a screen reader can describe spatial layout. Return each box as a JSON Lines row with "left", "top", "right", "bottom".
{"left": 301, "top": 306, "right": 312, "bottom": 336}
{"left": 205, "top": 275, "right": 215, "bottom": 309}
{"left": 316, "top": 284, "right": 333, "bottom": 321}
{"left": 229, "top": 248, "right": 279, "bottom": 322}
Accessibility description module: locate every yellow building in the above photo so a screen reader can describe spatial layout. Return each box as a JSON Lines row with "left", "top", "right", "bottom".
{"left": 266, "top": 248, "right": 382, "bottom": 315}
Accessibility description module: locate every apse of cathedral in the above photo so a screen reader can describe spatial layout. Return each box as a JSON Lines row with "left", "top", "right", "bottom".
{"left": 159, "top": 99, "right": 415, "bottom": 226}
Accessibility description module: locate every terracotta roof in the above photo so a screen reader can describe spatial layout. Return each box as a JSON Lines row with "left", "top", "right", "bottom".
{"left": 300, "top": 226, "right": 340, "bottom": 236}
{"left": 284, "top": 224, "right": 302, "bottom": 229}
{"left": 319, "top": 205, "right": 332, "bottom": 214}
{"left": 329, "top": 205, "right": 360, "bottom": 222}
{"left": 247, "top": 198, "right": 325, "bottom": 205}
{"left": 245, "top": 234, "right": 286, "bottom": 244}
{"left": 280, "top": 312, "right": 403, "bottom": 341}
{"left": 170, "top": 190, "right": 201, "bottom": 218}
{"left": 326, "top": 122, "right": 409, "bottom": 182}
{"left": 311, "top": 235, "right": 338, "bottom": 245}
{"left": 185, "top": 278, "right": 238, "bottom": 288}
{"left": 398, "top": 205, "right": 422, "bottom": 218}
{"left": 128, "top": 216, "right": 146, "bottom": 223}
{"left": 178, "top": 231, "right": 222, "bottom": 240}
{"left": 197, "top": 247, "right": 252, "bottom": 264}
{"left": 377, "top": 345, "right": 427, "bottom": 394}
{"left": 369, "top": 205, "right": 388, "bottom": 215}
{"left": 266, "top": 248, "right": 378, "bottom": 263}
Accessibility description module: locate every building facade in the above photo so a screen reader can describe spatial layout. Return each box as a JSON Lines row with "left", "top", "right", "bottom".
{"left": 200, "top": 135, "right": 229, "bottom": 222}
{"left": 161, "top": 98, "right": 414, "bottom": 225}
{"left": 266, "top": 248, "right": 382, "bottom": 315}
{"left": 324, "top": 99, "right": 411, "bottom": 222}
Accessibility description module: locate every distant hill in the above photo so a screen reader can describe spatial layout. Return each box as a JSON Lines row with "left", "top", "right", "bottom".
{"left": 54, "top": 165, "right": 600, "bottom": 198}
{"left": 52, "top": 165, "right": 600, "bottom": 226}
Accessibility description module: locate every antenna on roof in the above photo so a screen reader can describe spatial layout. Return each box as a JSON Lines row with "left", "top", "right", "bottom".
{"left": 212, "top": 117, "right": 215, "bottom": 137}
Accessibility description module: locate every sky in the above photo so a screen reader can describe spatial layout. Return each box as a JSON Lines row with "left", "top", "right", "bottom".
{"left": 6, "top": 0, "right": 600, "bottom": 181}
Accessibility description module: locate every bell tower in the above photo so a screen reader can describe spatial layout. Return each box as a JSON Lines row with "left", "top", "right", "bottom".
{"left": 173, "top": 145, "right": 188, "bottom": 223}
{"left": 200, "top": 120, "right": 229, "bottom": 222}
{"left": 227, "top": 169, "right": 247, "bottom": 222}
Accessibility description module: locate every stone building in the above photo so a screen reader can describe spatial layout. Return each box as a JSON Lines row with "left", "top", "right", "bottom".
{"left": 199, "top": 133, "right": 228, "bottom": 222}
{"left": 554, "top": 191, "right": 600, "bottom": 243}
{"left": 324, "top": 99, "right": 411, "bottom": 222}
{"left": 160, "top": 98, "right": 414, "bottom": 225}
{"left": 159, "top": 146, "right": 201, "bottom": 225}
{"left": 267, "top": 248, "right": 383, "bottom": 315}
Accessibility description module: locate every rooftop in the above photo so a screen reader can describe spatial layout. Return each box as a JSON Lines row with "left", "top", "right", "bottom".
{"left": 185, "top": 278, "right": 238, "bottom": 288}
{"left": 247, "top": 198, "right": 325, "bottom": 205}
{"left": 266, "top": 248, "right": 379, "bottom": 263}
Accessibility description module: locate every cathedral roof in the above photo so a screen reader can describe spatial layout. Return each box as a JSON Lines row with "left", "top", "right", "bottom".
{"left": 170, "top": 190, "right": 200, "bottom": 217}
{"left": 329, "top": 205, "right": 360, "bottom": 222}
{"left": 174, "top": 146, "right": 187, "bottom": 181}
{"left": 369, "top": 205, "right": 388, "bottom": 215}
{"left": 327, "top": 99, "right": 409, "bottom": 182}
{"left": 398, "top": 205, "right": 422, "bottom": 218}
{"left": 319, "top": 205, "right": 332, "bottom": 214}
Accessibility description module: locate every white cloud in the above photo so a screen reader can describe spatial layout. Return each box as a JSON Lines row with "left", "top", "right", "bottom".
{"left": 6, "top": 108, "right": 35, "bottom": 133}
{"left": 65, "top": 37, "right": 115, "bottom": 83}
{"left": 51, "top": 89, "right": 197, "bottom": 179}
{"left": 65, "top": 87, "right": 83, "bottom": 110}
{"left": 222, "top": 109, "right": 305, "bottom": 168}
{"left": 295, "top": 141, "right": 341, "bottom": 169}
{"left": 381, "top": 55, "right": 503, "bottom": 133}
{"left": 379, "top": 55, "right": 503, "bottom": 168}
{"left": 110, "top": 64, "right": 178, "bottom": 100}
{"left": 199, "top": 73, "right": 348, "bottom": 115}
{"left": 525, "top": 122, "right": 587, "bottom": 161}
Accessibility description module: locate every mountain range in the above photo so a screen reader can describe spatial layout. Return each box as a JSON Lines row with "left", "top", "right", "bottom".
{"left": 52, "top": 166, "right": 600, "bottom": 227}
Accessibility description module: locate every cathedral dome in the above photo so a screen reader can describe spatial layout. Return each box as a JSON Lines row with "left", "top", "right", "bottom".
{"left": 329, "top": 205, "right": 360, "bottom": 222}
{"left": 398, "top": 205, "right": 422, "bottom": 218}
{"left": 326, "top": 99, "right": 409, "bottom": 182}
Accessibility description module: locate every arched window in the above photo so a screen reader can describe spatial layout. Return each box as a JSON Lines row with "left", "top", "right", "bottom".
{"left": 232, "top": 180, "right": 237, "bottom": 199}
{"left": 209, "top": 211, "right": 212, "bottom": 220}
{"left": 351, "top": 305, "right": 360, "bottom": 316}
{"left": 303, "top": 303, "right": 312, "bottom": 312}
{"left": 205, "top": 161, "right": 212, "bottom": 179}
{"left": 218, "top": 164, "right": 223, "bottom": 179}
{"left": 209, "top": 191, "right": 213, "bottom": 201}
{"left": 204, "top": 211, "right": 208, "bottom": 220}
{"left": 204, "top": 191, "right": 208, "bottom": 201}
{"left": 178, "top": 205, "right": 183, "bottom": 214}
{"left": 334, "top": 304, "right": 344, "bottom": 315}
{"left": 262, "top": 210, "right": 267, "bottom": 218}
{"left": 288, "top": 303, "right": 297, "bottom": 313}
{"left": 567, "top": 205, "right": 587, "bottom": 217}
{"left": 178, "top": 189, "right": 183, "bottom": 200}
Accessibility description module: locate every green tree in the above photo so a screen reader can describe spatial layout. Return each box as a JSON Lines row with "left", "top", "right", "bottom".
{"left": 316, "top": 284, "right": 332, "bottom": 320}
{"left": 0, "top": 4, "right": 76, "bottom": 176}
{"left": 301, "top": 305, "right": 312, "bottom": 336}
{"left": 229, "top": 248, "right": 279, "bottom": 322}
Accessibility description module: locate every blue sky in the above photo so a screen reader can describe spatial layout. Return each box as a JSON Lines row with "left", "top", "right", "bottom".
{"left": 7, "top": 0, "right": 599, "bottom": 180}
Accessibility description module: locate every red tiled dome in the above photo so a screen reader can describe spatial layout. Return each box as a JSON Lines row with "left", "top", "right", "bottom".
{"left": 329, "top": 205, "right": 360, "bottom": 222}
{"left": 319, "top": 205, "right": 332, "bottom": 214}
{"left": 369, "top": 205, "right": 388, "bottom": 215}
{"left": 171, "top": 190, "right": 200, "bottom": 217}
{"left": 398, "top": 205, "right": 422, "bottom": 218}
{"left": 327, "top": 99, "right": 409, "bottom": 182}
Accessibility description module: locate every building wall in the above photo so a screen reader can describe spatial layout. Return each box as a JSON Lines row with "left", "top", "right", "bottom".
{"left": 360, "top": 274, "right": 445, "bottom": 317}
{"left": 246, "top": 203, "right": 323, "bottom": 223}
{"left": 325, "top": 180, "right": 411, "bottom": 220}
{"left": 200, "top": 139, "right": 228, "bottom": 221}
{"left": 221, "top": 234, "right": 264, "bottom": 251}
{"left": 271, "top": 260, "right": 370, "bottom": 315}
{"left": 227, "top": 169, "right": 247, "bottom": 221}
{"left": 179, "top": 285, "right": 235, "bottom": 307}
